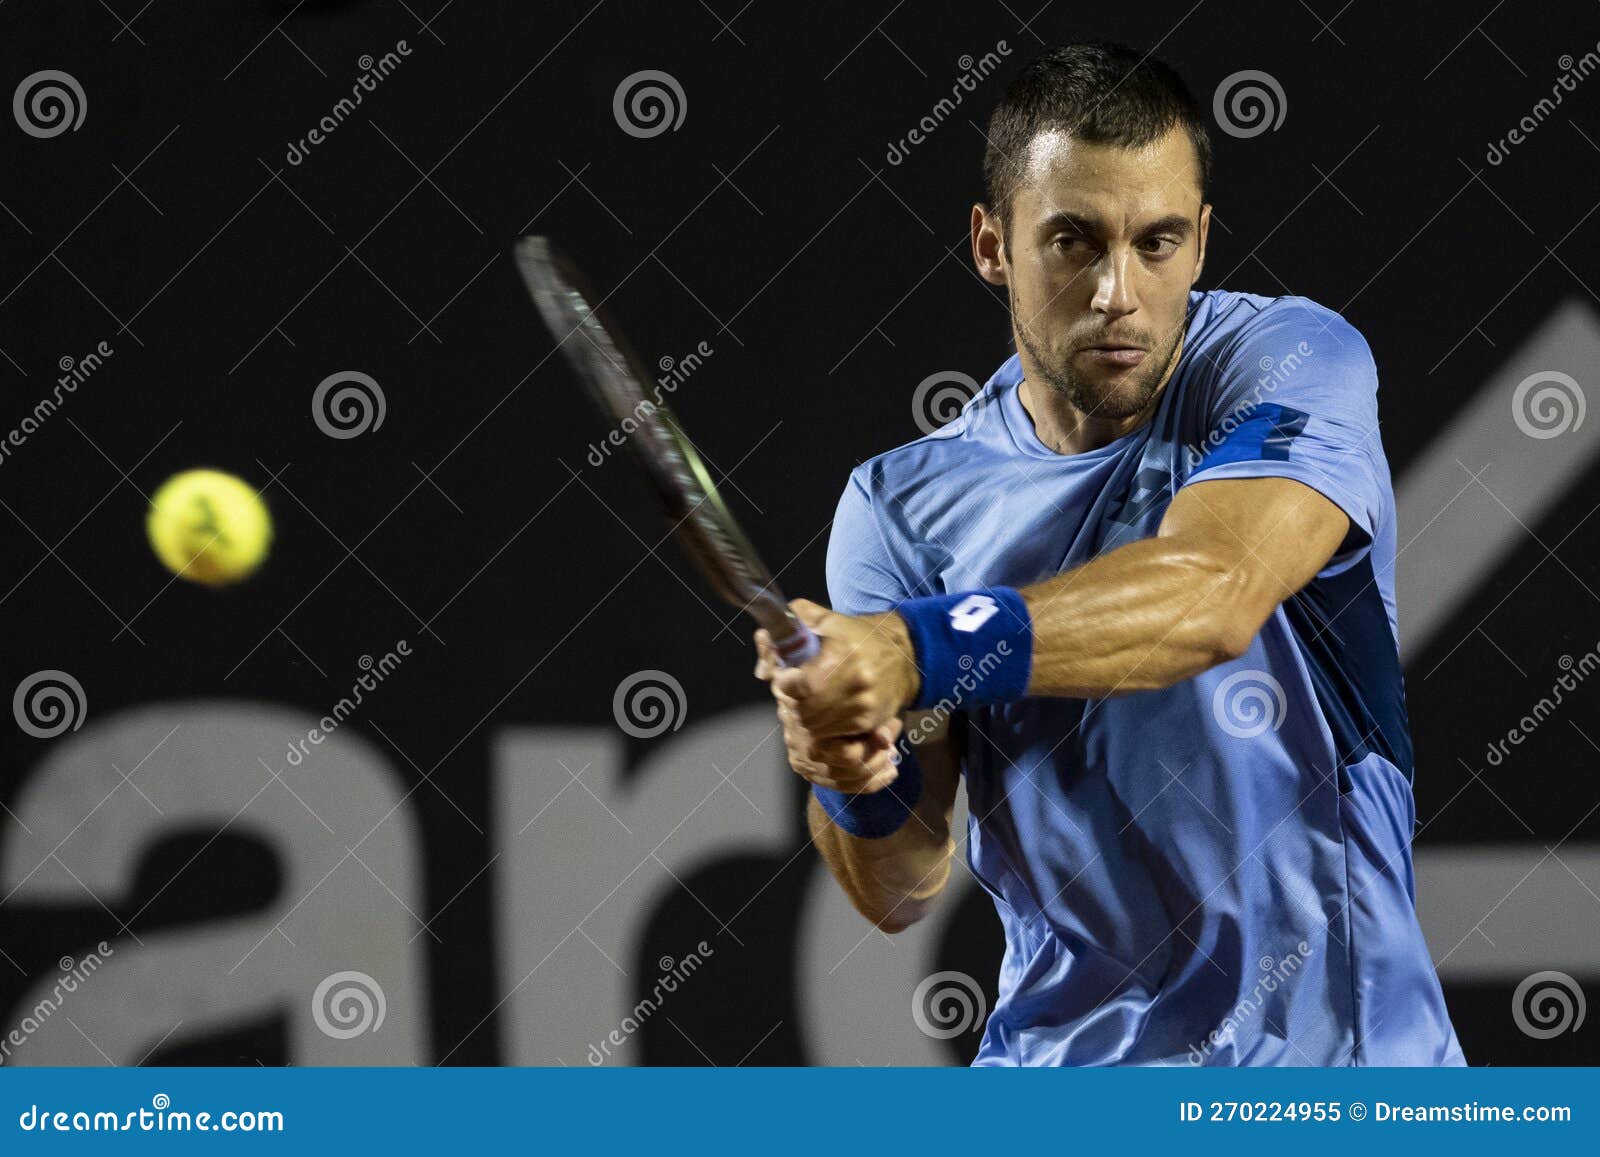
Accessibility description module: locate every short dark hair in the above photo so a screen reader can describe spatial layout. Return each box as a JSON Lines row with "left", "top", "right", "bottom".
{"left": 982, "top": 42, "right": 1211, "bottom": 229}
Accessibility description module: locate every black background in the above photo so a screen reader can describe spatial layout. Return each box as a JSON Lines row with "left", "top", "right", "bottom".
{"left": 2, "top": 0, "right": 1599, "bottom": 1065}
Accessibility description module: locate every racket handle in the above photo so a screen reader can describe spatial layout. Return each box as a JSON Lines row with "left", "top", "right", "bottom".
{"left": 774, "top": 621, "right": 821, "bottom": 667}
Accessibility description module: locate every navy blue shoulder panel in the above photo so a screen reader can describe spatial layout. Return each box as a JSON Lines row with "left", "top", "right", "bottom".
{"left": 1280, "top": 554, "right": 1415, "bottom": 784}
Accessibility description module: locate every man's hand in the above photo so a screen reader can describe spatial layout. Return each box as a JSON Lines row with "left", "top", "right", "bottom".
{"left": 757, "top": 602, "right": 962, "bottom": 932}
{"left": 753, "top": 599, "right": 920, "bottom": 793}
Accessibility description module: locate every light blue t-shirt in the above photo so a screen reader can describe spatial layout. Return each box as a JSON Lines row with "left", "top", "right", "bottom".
{"left": 826, "top": 289, "right": 1464, "bottom": 1066}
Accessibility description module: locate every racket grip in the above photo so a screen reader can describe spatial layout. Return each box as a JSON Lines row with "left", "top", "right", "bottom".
{"left": 774, "top": 621, "right": 821, "bottom": 667}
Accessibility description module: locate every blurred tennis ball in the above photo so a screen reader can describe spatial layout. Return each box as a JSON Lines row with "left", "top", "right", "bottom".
{"left": 146, "top": 469, "right": 273, "bottom": 586}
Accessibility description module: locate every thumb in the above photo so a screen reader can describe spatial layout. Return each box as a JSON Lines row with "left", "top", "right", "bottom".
{"left": 789, "top": 598, "right": 834, "bottom": 631}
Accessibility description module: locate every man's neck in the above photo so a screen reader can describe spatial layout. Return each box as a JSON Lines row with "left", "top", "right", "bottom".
{"left": 1016, "top": 334, "right": 1185, "bottom": 455}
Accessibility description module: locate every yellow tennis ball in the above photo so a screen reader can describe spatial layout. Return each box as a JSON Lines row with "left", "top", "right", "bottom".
{"left": 146, "top": 469, "right": 273, "bottom": 586}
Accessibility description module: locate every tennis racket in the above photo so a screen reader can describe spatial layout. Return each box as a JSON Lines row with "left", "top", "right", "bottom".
{"left": 513, "top": 235, "right": 820, "bottom": 667}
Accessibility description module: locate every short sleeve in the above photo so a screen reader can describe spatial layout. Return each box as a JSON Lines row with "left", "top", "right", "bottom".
{"left": 1184, "top": 304, "right": 1388, "bottom": 557}
{"left": 825, "top": 470, "right": 909, "bottom": 614}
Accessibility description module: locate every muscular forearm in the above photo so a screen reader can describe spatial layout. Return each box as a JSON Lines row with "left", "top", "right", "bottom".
{"left": 807, "top": 714, "right": 961, "bottom": 932}
{"left": 1017, "top": 534, "right": 1263, "bottom": 697}
{"left": 865, "top": 534, "right": 1265, "bottom": 704}
{"left": 1012, "top": 480, "right": 1348, "bottom": 698}
{"left": 775, "top": 479, "right": 1350, "bottom": 824}
{"left": 856, "top": 479, "right": 1349, "bottom": 706}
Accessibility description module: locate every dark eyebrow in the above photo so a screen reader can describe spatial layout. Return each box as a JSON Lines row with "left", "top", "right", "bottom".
{"left": 1038, "top": 211, "right": 1194, "bottom": 239}
{"left": 1140, "top": 213, "right": 1195, "bottom": 238}
{"left": 1038, "top": 211, "right": 1103, "bottom": 237}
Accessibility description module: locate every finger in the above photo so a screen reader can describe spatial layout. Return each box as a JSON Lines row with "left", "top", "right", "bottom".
{"left": 783, "top": 661, "right": 871, "bottom": 729}
{"left": 810, "top": 735, "right": 878, "bottom": 769}
{"left": 820, "top": 761, "right": 899, "bottom": 795}
{"left": 789, "top": 598, "right": 835, "bottom": 632}
{"left": 805, "top": 699, "right": 890, "bottom": 741}
{"left": 809, "top": 739, "right": 900, "bottom": 787}
{"left": 809, "top": 729, "right": 896, "bottom": 766}
{"left": 787, "top": 733, "right": 896, "bottom": 790}
{"left": 860, "top": 720, "right": 902, "bottom": 754}
{"left": 773, "top": 659, "right": 855, "bottom": 710}
{"left": 753, "top": 630, "right": 777, "bottom": 681}
{"left": 803, "top": 762, "right": 898, "bottom": 793}
{"left": 855, "top": 763, "right": 902, "bottom": 794}
{"left": 772, "top": 665, "right": 814, "bottom": 701}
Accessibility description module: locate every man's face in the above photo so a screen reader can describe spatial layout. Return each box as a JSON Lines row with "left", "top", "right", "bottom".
{"left": 983, "top": 126, "right": 1209, "bottom": 422}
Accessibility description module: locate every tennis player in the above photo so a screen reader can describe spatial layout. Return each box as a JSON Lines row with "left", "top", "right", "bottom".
{"left": 755, "top": 43, "right": 1464, "bottom": 1066}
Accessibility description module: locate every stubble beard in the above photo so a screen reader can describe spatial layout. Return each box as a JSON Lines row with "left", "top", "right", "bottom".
{"left": 1010, "top": 286, "right": 1185, "bottom": 423}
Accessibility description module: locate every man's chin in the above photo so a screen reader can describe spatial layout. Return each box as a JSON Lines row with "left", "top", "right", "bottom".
{"left": 1063, "top": 373, "right": 1160, "bottom": 422}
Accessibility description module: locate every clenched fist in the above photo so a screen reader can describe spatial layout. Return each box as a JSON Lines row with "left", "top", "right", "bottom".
{"left": 754, "top": 599, "right": 921, "bottom": 794}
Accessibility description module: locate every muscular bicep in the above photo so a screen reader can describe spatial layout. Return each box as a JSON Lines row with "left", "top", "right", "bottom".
{"left": 1158, "top": 476, "right": 1351, "bottom": 617}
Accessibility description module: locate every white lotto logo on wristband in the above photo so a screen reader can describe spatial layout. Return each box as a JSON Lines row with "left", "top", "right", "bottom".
{"left": 948, "top": 593, "right": 1000, "bottom": 633}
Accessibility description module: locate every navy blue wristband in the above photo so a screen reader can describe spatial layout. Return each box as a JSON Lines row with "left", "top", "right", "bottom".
{"left": 896, "top": 587, "right": 1033, "bottom": 711}
{"left": 811, "top": 739, "right": 923, "bottom": 839}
